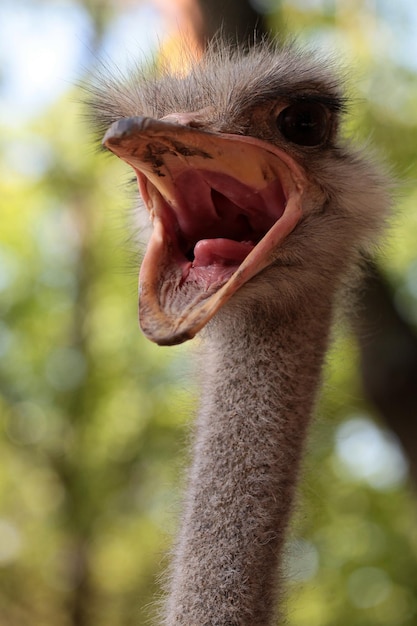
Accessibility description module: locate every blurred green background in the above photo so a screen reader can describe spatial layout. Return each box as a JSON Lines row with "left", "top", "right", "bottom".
{"left": 1, "top": 1, "right": 417, "bottom": 624}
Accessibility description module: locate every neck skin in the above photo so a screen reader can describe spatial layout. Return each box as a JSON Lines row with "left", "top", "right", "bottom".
{"left": 162, "top": 295, "right": 335, "bottom": 626}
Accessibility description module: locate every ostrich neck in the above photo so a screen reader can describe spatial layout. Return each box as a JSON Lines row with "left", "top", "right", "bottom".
{"left": 163, "top": 297, "right": 335, "bottom": 626}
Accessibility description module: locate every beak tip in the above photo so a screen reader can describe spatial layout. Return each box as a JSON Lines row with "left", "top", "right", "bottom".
{"left": 102, "top": 116, "right": 148, "bottom": 148}
{"left": 141, "top": 322, "right": 196, "bottom": 346}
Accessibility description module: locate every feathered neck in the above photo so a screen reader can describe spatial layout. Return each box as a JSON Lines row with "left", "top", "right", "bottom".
{"left": 162, "top": 298, "right": 335, "bottom": 625}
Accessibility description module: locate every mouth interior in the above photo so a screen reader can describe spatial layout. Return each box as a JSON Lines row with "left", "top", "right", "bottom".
{"left": 145, "top": 169, "right": 287, "bottom": 286}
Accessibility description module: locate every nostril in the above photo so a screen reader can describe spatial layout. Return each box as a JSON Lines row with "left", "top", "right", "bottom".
{"left": 187, "top": 119, "right": 206, "bottom": 129}
{"left": 160, "top": 112, "right": 203, "bottom": 127}
{"left": 160, "top": 107, "right": 215, "bottom": 128}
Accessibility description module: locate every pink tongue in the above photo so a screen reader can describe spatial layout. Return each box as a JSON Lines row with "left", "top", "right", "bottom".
{"left": 193, "top": 239, "right": 254, "bottom": 267}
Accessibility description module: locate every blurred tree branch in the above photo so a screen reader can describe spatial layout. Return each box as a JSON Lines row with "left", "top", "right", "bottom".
{"left": 198, "top": 0, "right": 268, "bottom": 44}
{"left": 357, "top": 262, "right": 417, "bottom": 482}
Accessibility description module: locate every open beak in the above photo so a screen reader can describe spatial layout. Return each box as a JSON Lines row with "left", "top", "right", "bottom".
{"left": 103, "top": 116, "right": 305, "bottom": 345}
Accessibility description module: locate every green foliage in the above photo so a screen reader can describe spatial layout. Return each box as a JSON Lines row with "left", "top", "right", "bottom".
{"left": 284, "top": 333, "right": 417, "bottom": 625}
{"left": 1, "top": 1, "right": 417, "bottom": 625}
{"left": 0, "top": 89, "right": 192, "bottom": 624}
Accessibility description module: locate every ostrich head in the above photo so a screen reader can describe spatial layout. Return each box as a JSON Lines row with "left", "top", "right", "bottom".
{"left": 90, "top": 42, "right": 389, "bottom": 345}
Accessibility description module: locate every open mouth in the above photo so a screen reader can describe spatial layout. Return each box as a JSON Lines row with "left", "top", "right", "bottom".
{"left": 103, "top": 117, "right": 305, "bottom": 345}
{"left": 141, "top": 168, "right": 286, "bottom": 283}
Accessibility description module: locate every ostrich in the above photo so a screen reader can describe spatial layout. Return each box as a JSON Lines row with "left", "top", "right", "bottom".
{"left": 90, "top": 42, "right": 390, "bottom": 625}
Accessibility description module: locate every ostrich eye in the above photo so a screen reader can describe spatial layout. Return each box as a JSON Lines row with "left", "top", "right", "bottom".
{"left": 276, "top": 102, "right": 330, "bottom": 147}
